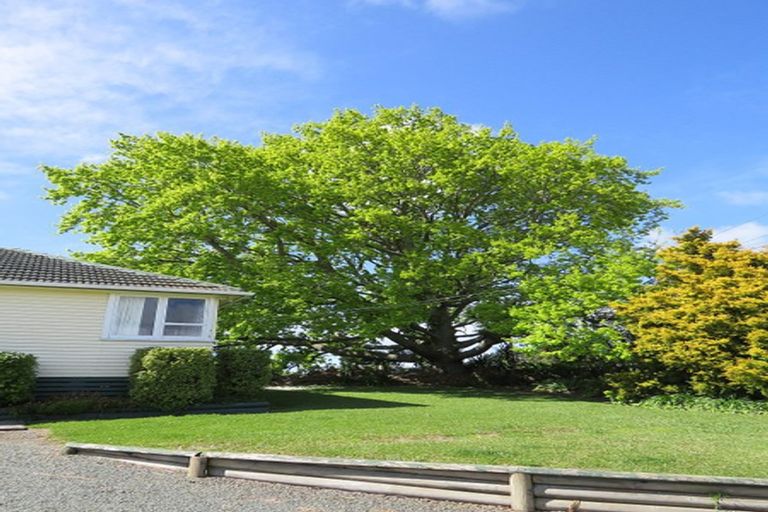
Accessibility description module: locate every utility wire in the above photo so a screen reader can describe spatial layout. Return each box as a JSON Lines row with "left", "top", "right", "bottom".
{"left": 712, "top": 210, "right": 768, "bottom": 240}
{"left": 299, "top": 286, "right": 518, "bottom": 314}
{"left": 736, "top": 232, "right": 768, "bottom": 248}
{"left": 350, "top": 289, "right": 513, "bottom": 312}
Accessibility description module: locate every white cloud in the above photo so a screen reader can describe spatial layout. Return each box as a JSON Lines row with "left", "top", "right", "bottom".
{"left": 719, "top": 190, "right": 768, "bottom": 206}
{"left": 425, "top": 0, "right": 520, "bottom": 19}
{"left": 0, "top": 0, "right": 320, "bottom": 162}
{"left": 713, "top": 221, "right": 768, "bottom": 248}
{"left": 0, "top": 161, "right": 33, "bottom": 176}
{"left": 78, "top": 154, "right": 108, "bottom": 165}
{"left": 355, "top": 0, "right": 521, "bottom": 19}
{"left": 646, "top": 226, "right": 677, "bottom": 247}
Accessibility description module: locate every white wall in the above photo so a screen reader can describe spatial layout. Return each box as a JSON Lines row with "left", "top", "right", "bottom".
{"left": 0, "top": 285, "right": 218, "bottom": 377}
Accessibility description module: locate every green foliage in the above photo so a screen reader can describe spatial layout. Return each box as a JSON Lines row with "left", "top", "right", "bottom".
{"left": 43, "top": 106, "right": 673, "bottom": 373}
{"left": 634, "top": 394, "right": 768, "bottom": 415}
{"left": 509, "top": 250, "right": 657, "bottom": 362}
{"left": 270, "top": 348, "right": 330, "bottom": 377}
{"left": 470, "top": 346, "right": 520, "bottom": 386}
{"left": 129, "top": 347, "right": 215, "bottom": 411}
{"left": 0, "top": 351, "right": 37, "bottom": 406}
{"left": 613, "top": 228, "right": 768, "bottom": 400}
{"left": 215, "top": 345, "right": 272, "bottom": 399}
{"left": 129, "top": 347, "right": 154, "bottom": 380}
{"left": 338, "top": 358, "right": 394, "bottom": 385}
{"left": 532, "top": 380, "right": 571, "bottom": 394}
{"left": 471, "top": 345, "right": 611, "bottom": 396}
{"left": 604, "top": 368, "right": 677, "bottom": 403}
{"left": 14, "top": 394, "right": 133, "bottom": 418}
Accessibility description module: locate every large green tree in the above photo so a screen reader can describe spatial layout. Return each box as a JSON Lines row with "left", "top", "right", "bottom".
{"left": 44, "top": 107, "right": 671, "bottom": 381}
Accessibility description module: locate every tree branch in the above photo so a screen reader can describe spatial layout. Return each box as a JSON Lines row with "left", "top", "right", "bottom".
{"left": 383, "top": 330, "right": 438, "bottom": 359}
{"left": 456, "top": 332, "right": 506, "bottom": 359}
{"left": 204, "top": 235, "right": 241, "bottom": 266}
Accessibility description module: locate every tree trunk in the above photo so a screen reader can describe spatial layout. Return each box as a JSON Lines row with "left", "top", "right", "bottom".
{"left": 432, "top": 358, "right": 477, "bottom": 386}
{"left": 424, "top": 305, "right": 478, "bottom": 385}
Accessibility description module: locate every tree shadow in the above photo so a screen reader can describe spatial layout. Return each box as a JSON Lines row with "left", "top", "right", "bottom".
{"left": 24, "top": 387, "right": 595, "bottom": 424}
{"left": 23, "top": 402, "right": 267, "bottom": 424}
{"left": 272, "top": 385, "right": 605, "bottom": 404}
{"left": 410, "top": 387, "right": 606, "bottom": 403}
{"left": 260, "top": 388, "right": 426, "bottom": 412}
{"left": 23, "top": 391, "right": 424, "bottom": 423}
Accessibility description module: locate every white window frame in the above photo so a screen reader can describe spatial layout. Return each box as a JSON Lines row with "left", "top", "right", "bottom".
{"left": 102, "top": 294, "right": 218, "bottom": 342}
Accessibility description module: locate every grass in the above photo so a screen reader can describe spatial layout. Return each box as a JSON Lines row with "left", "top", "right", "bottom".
{"left": 37, "top": 387, "right": 768, "bottom": 478}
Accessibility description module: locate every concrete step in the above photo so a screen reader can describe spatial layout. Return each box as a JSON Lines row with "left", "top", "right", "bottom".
{"left": 0, "top": 421, "right": 27, "bottom": 431}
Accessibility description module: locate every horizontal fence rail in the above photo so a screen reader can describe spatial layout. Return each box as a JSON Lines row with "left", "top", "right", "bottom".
{"left": 65, "top": 443, "right": 768, "bottom": 511}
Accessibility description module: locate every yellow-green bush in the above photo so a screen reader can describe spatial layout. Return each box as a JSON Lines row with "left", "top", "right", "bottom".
{"left": 611, "top": 228, "right": 768, "bottom": 400}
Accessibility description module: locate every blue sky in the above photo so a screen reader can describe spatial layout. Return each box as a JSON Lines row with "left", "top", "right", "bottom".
{"left": 2, "top": 0, "right": 768, "bottom": 254}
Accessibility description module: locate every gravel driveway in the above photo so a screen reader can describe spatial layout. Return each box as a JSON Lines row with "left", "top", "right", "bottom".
{"left": 0, "top": 430, "right": 505, "bottom": 512}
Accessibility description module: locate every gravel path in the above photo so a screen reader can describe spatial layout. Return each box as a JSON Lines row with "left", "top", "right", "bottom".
{"left": 0, "top": 430, "right": 505, "bottom": 512}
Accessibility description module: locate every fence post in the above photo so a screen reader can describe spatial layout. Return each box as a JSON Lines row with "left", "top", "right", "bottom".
{"left": 510, "top": 472, "right": 534, "bottom": 511}
{"left": 187, "top": 453, "right": 208, "bottom": 479}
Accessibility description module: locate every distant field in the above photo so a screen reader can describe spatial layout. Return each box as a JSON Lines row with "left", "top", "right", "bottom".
{"left": 38, "top": 387, "right": 768, "bottom": 478}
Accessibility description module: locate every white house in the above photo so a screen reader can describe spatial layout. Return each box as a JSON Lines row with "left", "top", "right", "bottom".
{"left": 0, "top": 248, "right": 249, "bottom": 395}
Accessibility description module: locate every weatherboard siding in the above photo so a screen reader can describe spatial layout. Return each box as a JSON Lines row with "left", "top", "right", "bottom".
{"left": 0, "top": 285, "right": 217, "bottom": 378}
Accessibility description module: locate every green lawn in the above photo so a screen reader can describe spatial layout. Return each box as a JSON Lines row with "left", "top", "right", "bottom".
{"left": 38, "top": 387, "right": 768, "bottom": 478}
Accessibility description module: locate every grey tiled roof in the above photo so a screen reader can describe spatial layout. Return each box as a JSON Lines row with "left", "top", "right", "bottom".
{"left": 0, "top": 248, "right": 248, "bottom": 296}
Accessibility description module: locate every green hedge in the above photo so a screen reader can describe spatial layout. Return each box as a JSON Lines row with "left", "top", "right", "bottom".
{"left": 215, "top": 345, "right": 272, "bottom": 400}
{"left": 634, "top": 393, "right": 768, "bottom": 415}
{"left": 0, "top": 351, "right": 37, "bottom": 406}
{"left": 129, "top": 347, "right": 215, "bottom": 411}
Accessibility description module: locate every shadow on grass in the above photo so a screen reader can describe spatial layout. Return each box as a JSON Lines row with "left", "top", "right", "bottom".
{"left": 263, "top": 385, "right": 605, "bottom": 407}
{"left": 26, "top": 387, "right": 593, "bottom": 424}
{"left": 22, "top": 402, "right": 271, "bottom": 424}
{"left": 260, "top": 388, "right": 426, "bottom": 412}
{"left": 25, "top": 392, "right": 425, "bottom": 423}
{"left": 20, "top": 390, "right": 425, "bottom": 424}
{"left": 414, "top": 387, "right": 607, "bottom": 403}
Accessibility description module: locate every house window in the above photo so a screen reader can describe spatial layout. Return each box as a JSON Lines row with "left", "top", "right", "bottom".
{"left": 163, "top": 298, "right": 205, "bottom": 337}
{"left": 105, "top": 296, "right": 214, "bottom": 340}
{"left": 112, "top": 297, "right": 159, "bottom": 336}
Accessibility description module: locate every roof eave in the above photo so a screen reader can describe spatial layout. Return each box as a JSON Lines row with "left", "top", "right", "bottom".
{"left": 0, "top": 279, "right": 253, "bottom": 297}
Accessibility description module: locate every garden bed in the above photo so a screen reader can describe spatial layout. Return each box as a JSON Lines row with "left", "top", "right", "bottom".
{"left": 14, "top": 398, "right": 269, "bottom": 422}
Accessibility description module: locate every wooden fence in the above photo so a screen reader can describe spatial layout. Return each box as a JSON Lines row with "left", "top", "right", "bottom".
{"left": 65, "top": 443, "right": 768, "bottom": 511}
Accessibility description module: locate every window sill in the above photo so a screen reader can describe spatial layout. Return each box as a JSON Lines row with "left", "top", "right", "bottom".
{"left": 101, "top": 337, "right": 215, "bottom": 343}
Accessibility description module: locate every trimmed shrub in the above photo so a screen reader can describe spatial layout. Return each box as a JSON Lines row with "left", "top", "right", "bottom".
{"left": 129, "top": 347, "right": 155, "bottom": 379}
{"left": 215, "top": 345, "right": 272, "bottom": 400}
{"left": 0, "top": 351, "right": 37, "bottom": 406}
{"left": 129, "top": 347, "right": 215, "bottom": 411}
